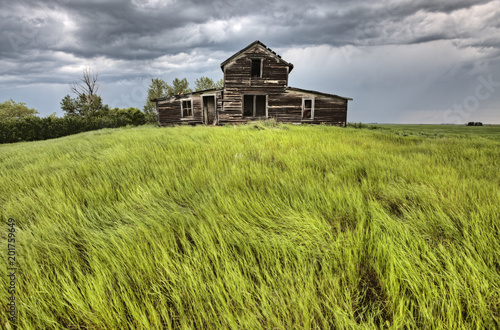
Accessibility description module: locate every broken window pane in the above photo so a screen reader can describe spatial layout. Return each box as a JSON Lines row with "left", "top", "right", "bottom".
{"left": 251, "top": 59, "right": 261, "bottom": 78}
{"left": 182, "top": 100, "right": 192, "bottom": 117}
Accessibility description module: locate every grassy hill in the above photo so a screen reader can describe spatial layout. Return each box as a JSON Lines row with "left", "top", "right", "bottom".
{"left": 1, "top": 123, "right": 499, "bottom": 329}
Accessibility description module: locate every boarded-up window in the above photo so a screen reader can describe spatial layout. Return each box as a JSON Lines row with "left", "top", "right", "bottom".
{"left": 182, "top": 100, "right": 192, "bottom": 117}
{"left": 302, "top": 99, "right": 313, "bottom": 120}
{"left": 243, "top": 95, "right": 267, "bottom": 117}
{"left": 251, "top": 59, "right": 262, "bottom": 78}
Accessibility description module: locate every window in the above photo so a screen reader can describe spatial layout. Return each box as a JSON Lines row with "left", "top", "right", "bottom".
{"left": 181, "top": 100, "right": 192, "bottom": 118}
{"left": 251, "top": 59, "right": 262, "bottom": 78}
{"left": 302, "top": 98, "right": 314, "bottom": 120}
{"left": 243, "top": 95, "right": 267, "bottom": 117}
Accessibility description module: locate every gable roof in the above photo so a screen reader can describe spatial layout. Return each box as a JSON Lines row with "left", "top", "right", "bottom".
{"left": 151, "top": 88, "right": 223, "bottom": 102}
{"left": 220, "top": 40, "right": 294, "bottom": 72}
{"left": 286, "top": 87, "right": 353, "bottom": 101}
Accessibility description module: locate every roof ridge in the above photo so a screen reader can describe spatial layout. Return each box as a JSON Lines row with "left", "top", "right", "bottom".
{"left": 220, "top": 41, "right": 293, "bottom": 72}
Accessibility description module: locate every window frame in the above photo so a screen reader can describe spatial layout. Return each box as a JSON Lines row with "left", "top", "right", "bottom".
{"left": 250, "top": 58, "right": 263, "bottom": 78}
{"left": 242, "top": 94, "right": 268, "bottom": 118}
{"left": 302, "top": 98, "right": 315, "bottom": 120}
{"left": 181, "top": 99, "right": 193, "bottom": 118}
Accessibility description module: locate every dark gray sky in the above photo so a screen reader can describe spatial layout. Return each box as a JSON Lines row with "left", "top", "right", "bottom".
{"left": 1, "top": 0, "right": 499, "bottom": 123}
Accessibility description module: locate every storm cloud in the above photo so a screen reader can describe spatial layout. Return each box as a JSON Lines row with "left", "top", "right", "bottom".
{"left": 1, "top": 0, "right": 499, "bottom": 123}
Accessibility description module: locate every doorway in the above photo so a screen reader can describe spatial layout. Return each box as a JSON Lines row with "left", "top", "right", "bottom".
{"left": 243, "top": 95, "right": 267, "bottom": 118}
{"left": 202, "top": 95, "right": 216, "bottom": 125}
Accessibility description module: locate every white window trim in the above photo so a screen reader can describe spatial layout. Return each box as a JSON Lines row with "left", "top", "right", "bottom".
{"left": 181, "top": 99, "right": 193, "bottom": 118}
{"left": 243, "top": 94, "right": 268, "bottom": 118}
{"left": 302, "top": 98, "right": 315, "bottom": 120}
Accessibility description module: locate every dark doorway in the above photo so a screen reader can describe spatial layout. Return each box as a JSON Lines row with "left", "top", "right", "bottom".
{"left": 203, "top": 96, "right": 216, "bottom": 124}
{"left": 243, "top": 95, "right": 267, "bottom": 118}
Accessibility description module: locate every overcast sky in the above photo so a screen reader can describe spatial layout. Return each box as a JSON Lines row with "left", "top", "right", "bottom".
{"left": 1, "top": 0, "right": 499, "bottom": 123}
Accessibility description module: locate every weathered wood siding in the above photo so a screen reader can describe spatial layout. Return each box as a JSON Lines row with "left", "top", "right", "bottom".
{"left": 217, "top": 90, "right": 348, "bottom": 126}
{"left": 157, "top": 91, "right": 223, "bottom": 126}
{"left": 156, "top": 41, "right": 349, "bottom": 127}
{"left": 220, "top": 43, "right": 289, "bottom": 124}
{"left": 267, "top": 91, "right": 347, "bottom": 126}
{"left": 157, "top": 95, "right": 202, "bottom": 126}
{"left": 157, "top": 89, "right": 347, "bottom": 127}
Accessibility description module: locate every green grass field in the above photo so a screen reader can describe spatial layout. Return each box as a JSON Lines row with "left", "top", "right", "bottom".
{"left": 1, "top": 123, "right": 499, "bottom": 329}
{"left": 374, "top": 124, "right": 500, "bottom": 142}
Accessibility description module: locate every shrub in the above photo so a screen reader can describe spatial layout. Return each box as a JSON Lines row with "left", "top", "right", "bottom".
{"left": 467, "top": 122, "right": 483, "bottom": 126}
{"left": 348, "top": 122, "right": 367, "bottom": 129}
{"left": 112, "top": 107, "right": 146, "bottom": 126}
{"left": 0, "top": 116, "right": 136, "bottom": 144}
{"left": 347, "top": 122, "right": 378, "bottom": 130}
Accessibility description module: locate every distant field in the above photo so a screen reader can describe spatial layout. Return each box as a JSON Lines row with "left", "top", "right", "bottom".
{"left": 1, "top": 123, "right": 499, "bottom": 329}
{"left": 373, "top": 124, "right": 500, "bottom": 141}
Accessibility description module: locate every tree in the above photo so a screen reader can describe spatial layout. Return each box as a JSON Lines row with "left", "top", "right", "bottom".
{"left": 61, "top": 67, "right": 109, "bottom": 118}
{"left": 70, "top": 67, "right": 100, "bottom": 106}
{"left": 0, "top": 99, "right": 39, "bottom": 121}
{"left": 144, "top": 78, "right": 169, "bottom": 124}
{"left": 169, "top": 78, "right": 192, "bottom": 96}
{"left": 467, "top": 122, "right": 484, "bottom": 126}
{"left": 194, "top": 76, "right": 223, "bottom": 91}
{"left": 60, "top": 94, "right": 108, "bottom": 118}
{"left": 60, "top": 95, "right": 79, "bottom": 117}
{"left": 215, "top": 78, "right": 223, "bottom": 89}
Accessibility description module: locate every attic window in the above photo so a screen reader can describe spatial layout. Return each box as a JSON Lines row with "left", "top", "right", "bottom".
{"left": 302, "top": 98, "right": 314, "bottom": 120}
{"left": 251, "top": 59, "right": 262, "bottom": 78}
{"left": 181, "top": 100, "right": 193, "bottom": 118}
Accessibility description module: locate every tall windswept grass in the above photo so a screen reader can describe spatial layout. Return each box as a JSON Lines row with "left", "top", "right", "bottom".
{"left": 1, "top": 124, "right": 499, "bottom": 329}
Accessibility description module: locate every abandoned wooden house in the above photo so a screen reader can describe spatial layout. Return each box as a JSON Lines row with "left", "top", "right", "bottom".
{"left": 154, "top": 41, "right": 352, "bottom": 126}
